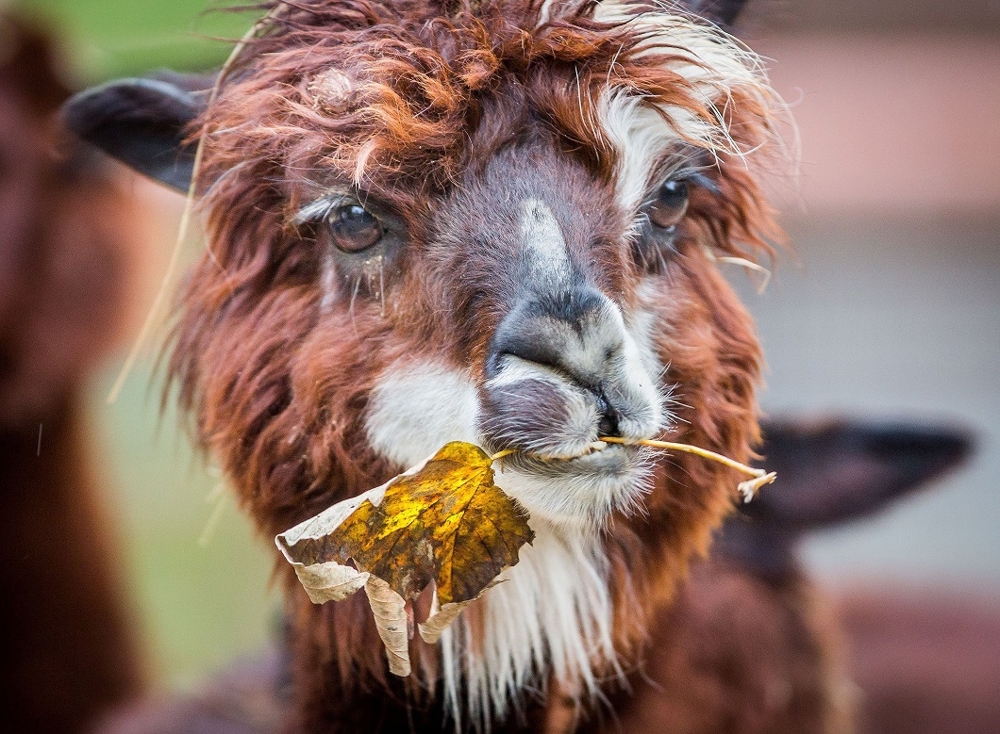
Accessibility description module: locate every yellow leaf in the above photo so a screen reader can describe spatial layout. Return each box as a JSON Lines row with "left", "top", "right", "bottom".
{"left": 276, "top": 437, "right": 774, "bottom": 676}
{"left": 276, "top": 441, "right": 534, "bottom": 675}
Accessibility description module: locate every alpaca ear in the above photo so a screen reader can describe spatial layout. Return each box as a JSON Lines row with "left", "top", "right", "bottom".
{"left": 678, "top": 0, "right": 751, "bottom": 26}
{"left": 62, "top": 75, "right": 212, "bottom": 193}
{"left": 747, "top": 419, "right": 975, "bottom": 531}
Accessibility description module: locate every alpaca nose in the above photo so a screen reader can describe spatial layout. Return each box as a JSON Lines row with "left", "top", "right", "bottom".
{"left": 486, "top": 286, "right": 625, "bottom": 397}
{"left": 595, "top": 393, "right": 621, "bottom": 437}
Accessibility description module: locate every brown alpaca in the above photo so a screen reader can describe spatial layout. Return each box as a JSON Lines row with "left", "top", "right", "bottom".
{"left": 66, "top": 1, "right": 801, "bottom": 731}
{"left": 0, "top": 14, "right": 145, "bottom": 733}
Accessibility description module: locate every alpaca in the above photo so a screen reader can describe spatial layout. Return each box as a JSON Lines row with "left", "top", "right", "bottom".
{"left": 0, "top": 14, "right": 145, "bottom": 733}
{"left": 66, "top": 1, "right": 792, "bottom": 731}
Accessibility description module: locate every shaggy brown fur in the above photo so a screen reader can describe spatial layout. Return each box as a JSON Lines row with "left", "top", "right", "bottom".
{"left": 156, "top": 1, "right": 781, "bottom": 731}
{"left": 0, "top": 14, "right": 145, "bottom": 733}
{"left": 68, "top": 0, "right": 792, "bottom": 731}
{"left": 607, "top": 560, "right": 851, "bottom": 734}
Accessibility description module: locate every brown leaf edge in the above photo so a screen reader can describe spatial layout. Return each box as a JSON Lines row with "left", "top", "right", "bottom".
{"left": 275, "top": 445, "right": 531, "bottom": 677}
{"left": 275, "top": 438, "right": 775, "bottom": 677}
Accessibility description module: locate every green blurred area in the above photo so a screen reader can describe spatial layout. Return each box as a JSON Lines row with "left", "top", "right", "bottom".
{"left": 15, "top": 0, "right": 260, "bottom": 80}
{"left": 10, "top": 0, "right": 279, "bottom": 689}
{"left": 85, "top": 361, "right": 277, "bottom": 689}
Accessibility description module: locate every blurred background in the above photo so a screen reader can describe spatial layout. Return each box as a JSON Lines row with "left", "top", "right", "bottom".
{"left": 738, "top": 0, "right": 1000, "bottom": 587}
{"left": 7, "top": 0, "right": 999, "bottom": 699}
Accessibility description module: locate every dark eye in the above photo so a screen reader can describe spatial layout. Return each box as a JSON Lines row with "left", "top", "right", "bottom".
{"left": 328, "top": 204, "right": 382, "bottom": 253}
{"left": 648, "top": 179, "right": 689, "bottom": 231}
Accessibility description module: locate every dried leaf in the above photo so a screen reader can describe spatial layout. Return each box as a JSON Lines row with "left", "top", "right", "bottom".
{"left": 364, "top": 575, "right": 410, "bottom": 676}
{"left": 276, "top": 441, "right": 534, "bottom": 674}
{"left": 276, "top": 437, "right": 774, "bottom": 676}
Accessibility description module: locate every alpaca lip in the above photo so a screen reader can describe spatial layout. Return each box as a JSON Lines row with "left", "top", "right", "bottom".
{"left": 499, "top": 441, "right": 642, "bottom": 477}
{"left": 526, "top": 440, "right": 609, "bottom": 461}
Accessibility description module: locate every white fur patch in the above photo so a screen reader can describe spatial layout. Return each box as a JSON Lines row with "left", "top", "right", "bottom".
{"left": 599, "top": 94, "right": 680, "bottom": 215}
{"left": 364, "top": 362, "right": 480, "bottom": 468}
{"left": 591, "top": 3, "right": 778, "bottom": 212}
{"left": 592, "top": 2, "right": 770, "bottom": 104}
{"left": 494, "top": 450, "right": 654, "bottom": 529}
{"left": 536, "top": 0, "right": 559, "bottom": 27}
{"left": 439, "top": 521, "right": 620, "bottom": 731}
{"left": 520, "top": 198, "right": 572, "bottom": 282}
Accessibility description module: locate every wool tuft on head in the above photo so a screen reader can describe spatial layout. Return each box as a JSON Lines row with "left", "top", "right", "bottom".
{"left": 66, "top": 1, "right": 786, "bottom": 731}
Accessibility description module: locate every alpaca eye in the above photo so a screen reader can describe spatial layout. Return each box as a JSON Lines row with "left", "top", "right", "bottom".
{"left": 648, "top": 179, "right": 689, "bottom": 231}
{"left": 328, "top": 204, "right": 382, "bottom": 253}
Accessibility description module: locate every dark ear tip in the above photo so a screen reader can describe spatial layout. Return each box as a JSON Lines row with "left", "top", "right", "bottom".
{"left": 63, "top": 78, "right": 188, "bottom": 137}
{"left": 686, "top": 0, "right": 750, "bottom": 27}
{"left": 863, "top": 423, "right": 976, "bottom": 478}
{"left": 62, "top": 80, "right": 124, "bottom": 139}
{"left": 62, "top": 78, "right": 202, "bottom": 193}
{"left": 749, "top": 417, "right": 978, "bottom": 531}
{"left": 716, "top": 1, "right": 750, "bottom": 27}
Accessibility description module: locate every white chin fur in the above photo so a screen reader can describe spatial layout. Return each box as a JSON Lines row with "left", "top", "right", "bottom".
{"left": 363, "top": 360, "right": 650, "bottom": 728}
{"left": 364, "top": 362, "right": 481, "bottom": 467}
{"left": 438, "top": 521, "right": 621, "bottom": 732}
{"left": 494, "top": 447, "right": 653, "bottom": 529}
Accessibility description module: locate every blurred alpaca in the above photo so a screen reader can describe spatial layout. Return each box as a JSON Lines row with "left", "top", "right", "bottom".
{"left": 0, "top": 14, "right": 145, "bottom": 733}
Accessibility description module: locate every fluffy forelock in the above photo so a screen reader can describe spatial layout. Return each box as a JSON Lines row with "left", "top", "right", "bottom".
{"left": 197, "top": 0, "right": 781, "bottom": 255}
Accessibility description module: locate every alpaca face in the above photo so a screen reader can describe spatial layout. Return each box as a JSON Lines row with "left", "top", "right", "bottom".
{"left": 359, "top": 140, "right": 668, "bottom": 527}
{"left": 67, "top": 0, "right": 781, "bottom": 725}
{"left": 155, "top": 1, "right": 779, "bottom": 538}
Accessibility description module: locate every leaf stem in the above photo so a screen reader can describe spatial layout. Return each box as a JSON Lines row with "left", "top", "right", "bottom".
{"left": 487, "top": 438, "right": 775, "bottom": 502}
{"left": 600, "top": 436, "right": 764, "bottom": 478}
{"left": 600, "top": 436, "right": 776, "bottom": 502}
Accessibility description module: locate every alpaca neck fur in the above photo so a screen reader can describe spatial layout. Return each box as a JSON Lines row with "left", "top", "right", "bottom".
{"left": 438, "top": 520, "right": 620, "bottom": 731}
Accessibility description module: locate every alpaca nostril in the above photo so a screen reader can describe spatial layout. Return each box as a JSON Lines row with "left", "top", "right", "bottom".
{"left": 595, "top": 394, "right": 621, "bottom": 437}
{"left": 597, "top": 412, "right": 619, "bottom": 437}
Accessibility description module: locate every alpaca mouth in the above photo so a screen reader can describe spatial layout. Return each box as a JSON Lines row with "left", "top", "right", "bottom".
{"left": 478, "top": 357, "right": 663, "bottom": 471}
{"left": 497, "top": 441, "right": 645, "bottom": 479}
{"left": 525, "top": 439, "right": 610, "bottom": 461}
{"left": 491, "top": 439, "right": 652, "bottom": 526}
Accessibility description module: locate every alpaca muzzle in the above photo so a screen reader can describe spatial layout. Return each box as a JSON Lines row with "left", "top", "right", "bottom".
{"left": 477, "top": 200, "right": 663, "bottom": 465}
